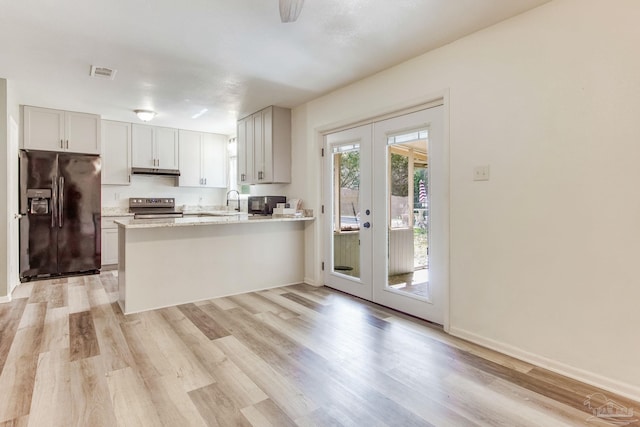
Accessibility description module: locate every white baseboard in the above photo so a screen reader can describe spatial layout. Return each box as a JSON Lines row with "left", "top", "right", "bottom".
{"left": 449, "top": 327, "right": 640, "bottom": 403}
{"left": 0, "top": 295, "right": 11, "bottom": 303}
{"left": 303, "top": 277, "right": 322, "bottom": 287}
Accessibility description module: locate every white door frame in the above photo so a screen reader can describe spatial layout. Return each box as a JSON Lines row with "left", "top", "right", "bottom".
{"left": 319, "top": 93, "right": 450, "bottom": 331}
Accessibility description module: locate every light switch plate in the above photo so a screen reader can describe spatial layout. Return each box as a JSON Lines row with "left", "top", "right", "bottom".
{"left": 473, "top": 165, "right": 490, "bottom": 181}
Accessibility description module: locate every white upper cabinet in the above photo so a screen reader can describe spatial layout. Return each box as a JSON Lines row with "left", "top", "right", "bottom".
{"left": 101, "top": 120, "right": 131, "bottom": 185}
{"left": 156, "top": 127, "right": 179, "bottom": 170}
{"left": 237, "top": 106, "right": 291, "bottom": 184}
{"left": 237, "top": 116, "right": 253, "bottom": 185}
{"left": 178, "top": 130, "right": 227, "bottom": 188}
{"left": 201, "top": 132, "right": 227, "bottom": 188}
{"left": 131, "top": 124, "right": 179, "bottom": 170}
{"left": 22, "top": 106, "right": 101, "bottom": 154}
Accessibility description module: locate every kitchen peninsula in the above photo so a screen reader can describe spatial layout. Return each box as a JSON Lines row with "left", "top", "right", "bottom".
{"left": 116, "top": 214, "right": 313, "bottom": 314}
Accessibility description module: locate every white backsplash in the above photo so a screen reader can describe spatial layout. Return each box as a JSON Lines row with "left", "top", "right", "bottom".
{"left": 102, "top": 175, "right": 299, "bottom": 212}
{"left": 101, "top": 175, "right": 227, "bottom": 208}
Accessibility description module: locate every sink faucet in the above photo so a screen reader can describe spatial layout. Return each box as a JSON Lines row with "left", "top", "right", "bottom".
{"left": 226, "top": 190, "right": 240, "bottom": 211}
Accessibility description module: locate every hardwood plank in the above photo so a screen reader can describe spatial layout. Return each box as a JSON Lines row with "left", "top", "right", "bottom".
{"left": 280, "top": 292, "right": 326, "bottom": 313}
{"left": 39, "top": 306, "right": 69, "bottom": 353}
{"left": 10, "top": 283, "right": 33, "bottom": 300}
{"left": 161, "top": 308, "right": 268, "bottom": 408}
{"left": 47, "top": 283, "right": 67, "bottom": 309}
{"left": 143, "top": 375, "right": 208, "bottom": 427}
{"left": 213, "top": 335, "right": 318, "bottom": 420}
{"left": 27, "top": 349, "right": 71, "bottom": 427}
{"left": 69, "top": 356, "right": 117, "bottom": 427}
{"left": 177, "top": 303, "right": 230, "bottom": 340}
{"left": 0, "top": 415, "right": 29, "bottom": 427}
{"left": 137, "top": 310, "right": 215, "bottom": 391}
{"left": 0, "top": 298, "right": 28, "bottom": 373}
{"left": 189, "top": 382, "right": 252, "bottom": 427}
{"left": 69, "top": 311, "right": 100, "bottom": 362}
{"left": 106, "top": 367, "right": 162, "bottom": 427}
{"left": 240, "top": 399, "right": 297, "bottom": 427}
{"left": 90, "top": 304, "right": 134, "bottom": 371}
{"left": 227, "top": 293, "right": 298, "bottom": 319}
{"left": 119, "top": 318, "right": 169, "bottom": 380}
{"left": 67, "top": 283, "right": 91, "bottom": 314}
{"left": 206, "top": 296, "right": 239, "bottom": 310}
{"left": 0, "top": 356, "right": 38, "bottom": 422}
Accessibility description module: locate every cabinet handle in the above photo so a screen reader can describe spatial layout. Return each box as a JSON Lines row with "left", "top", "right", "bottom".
{"left": 128, "top": 174, "right": 131, "bottom": 183}
{"left": 258, "top": 171, "right": 263, "bottom": 180}
{"left": 66, "top": 140, "right": 69, "bottom": 149}
{"left": 60, "top": 139, "right": 63, "bottom": 149}
{"left": 204, "top": 178, "right": 207, "bottom": 185}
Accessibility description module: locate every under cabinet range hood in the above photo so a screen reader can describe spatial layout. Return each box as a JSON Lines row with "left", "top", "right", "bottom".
{"left": 131, "top": 167, "right": 180, "bottom": 176}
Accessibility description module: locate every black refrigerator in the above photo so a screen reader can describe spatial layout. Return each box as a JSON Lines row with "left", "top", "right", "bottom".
{"left": 19, "top": 150, "right": 101, "bottom": 281}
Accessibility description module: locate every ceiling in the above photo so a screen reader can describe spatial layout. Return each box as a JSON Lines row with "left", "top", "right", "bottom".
{"left": 0, "top": 0, "right": 550, "bottom": 135}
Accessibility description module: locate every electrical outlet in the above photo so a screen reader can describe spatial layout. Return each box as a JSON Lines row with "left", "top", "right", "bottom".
{"left": 473, "top": 165, "right": 490, "bottom": 181}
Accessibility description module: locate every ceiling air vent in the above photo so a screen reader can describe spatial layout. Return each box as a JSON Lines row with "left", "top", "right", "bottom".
{"left": 90, "top": 65, "right": 117, "bottom": 80}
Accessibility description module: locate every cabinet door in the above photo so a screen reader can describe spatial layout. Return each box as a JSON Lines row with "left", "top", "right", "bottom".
{"left": 252, "top": 112, "right": 264, "bottom": 183}
{"left": 261, "top": 107, "right": 274, "bottom": 183}
{"left": 22, "top": 106, "right": 65, "bottom": 151}
{"left": 237, "top": 118, "right": 248, "bottom": 184}
{"left": 178, "top": 130, "right": 202, "bottom": 187}
{"left": 101, "top": 228, "right": 119, "bottom": 266}
{"left": 102, "top": 120, "right": 131, "bottom": 185}
{"left": 131, "top": 124, "right": 155, "bottom": 168}
{"left": 156, "top": 127, "right": 179, "bottom": 170}
{"left": 65, "top": 111, "right": 101, "bottom": 154}
{"left": 202, "top": 133, "right": 227, "bottom": 188}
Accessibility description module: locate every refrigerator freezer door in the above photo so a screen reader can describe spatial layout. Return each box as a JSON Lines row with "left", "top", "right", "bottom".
{"left": 57, "top": 154, "right": 101, "bottom": 274}
{"left": 19, "top": 151, "right": 58, "bottom": 279}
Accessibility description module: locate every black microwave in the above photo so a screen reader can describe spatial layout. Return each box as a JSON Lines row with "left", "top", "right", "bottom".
{"left": 248, "top": 196, "right": 286, "bottom": 215}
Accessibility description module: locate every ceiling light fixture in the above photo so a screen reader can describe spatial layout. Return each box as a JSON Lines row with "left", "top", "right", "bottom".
{"left": 279, "top": 0, "right": 304, "bottom": 23}
{"left": 134, "top": 109, "right": 156, "bottom": 122}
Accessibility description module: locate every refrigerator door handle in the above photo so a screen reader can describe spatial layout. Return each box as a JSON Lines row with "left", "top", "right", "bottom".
{"left": 51, "top": 179, "right": 58, "bottom": 228}
{"left": 58, "top": 176, "right": 64, "bottom": 228}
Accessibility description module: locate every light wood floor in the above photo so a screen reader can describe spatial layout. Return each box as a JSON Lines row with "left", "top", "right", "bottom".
{"left": 0, "top": 272, "right": 637, "bottom": 426}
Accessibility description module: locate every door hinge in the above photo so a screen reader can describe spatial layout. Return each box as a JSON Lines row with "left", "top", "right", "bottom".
{"left": 321, "top": 148, "right": 324, "bottom": 157}
{"left": 321, "top": 205, "right": 324, "bottom": 214}
{"left": 321, "top": 262, "right": 325, "bottom": 271}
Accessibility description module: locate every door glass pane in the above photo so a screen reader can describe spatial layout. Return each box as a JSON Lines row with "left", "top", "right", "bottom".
{"left": 386, "top": 131, "right": 429, "bottom": 299}
{"left": 332, "top": 144, "right": 360, "bottom": 278}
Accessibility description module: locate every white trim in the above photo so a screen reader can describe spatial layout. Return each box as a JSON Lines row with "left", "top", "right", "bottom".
{"left": 0, "top": 295, "right": 11, "bottom": 303}
{"left": 449, "top": 327, "right": 640, "bottom": 403}
{"left": 303, "top": 278, "right": 322, "bottom": 287}
{"left": 315, "top": 90, "right": 449, "bottom": 136}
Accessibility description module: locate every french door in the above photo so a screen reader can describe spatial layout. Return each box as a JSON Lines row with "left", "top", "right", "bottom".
{"left": 323, "top": 106, "right": 447, "bottom": 324}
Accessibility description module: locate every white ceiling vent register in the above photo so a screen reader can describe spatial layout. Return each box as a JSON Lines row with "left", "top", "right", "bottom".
{"left": 89, "top": 65, "right": 117, "bottom": 80}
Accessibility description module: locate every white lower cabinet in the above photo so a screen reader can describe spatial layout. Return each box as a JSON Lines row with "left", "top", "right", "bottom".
{"left": 101, "top": 217, "right": 128, "bottom": 266}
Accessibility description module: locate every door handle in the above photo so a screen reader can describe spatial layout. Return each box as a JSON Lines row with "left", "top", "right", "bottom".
{"left": 58, "top": 176, "right": 64, "bottom": 228}
{"left": 363, "top": 222, "right": 371, "bottom": 228}
{"left": 52, "top": 179, "right": 58, "bottom": 228}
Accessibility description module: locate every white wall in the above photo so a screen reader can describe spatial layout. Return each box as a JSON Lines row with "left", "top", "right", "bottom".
{"left": 0, "top": 79, "right": 7, "bottom": 299}
{"left": 293, "top": 0, "right": 640, "bottom": 400}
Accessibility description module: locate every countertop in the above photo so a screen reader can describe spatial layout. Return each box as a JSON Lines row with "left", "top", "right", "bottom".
{"left": 115, "top": 214, "right": 314, "bottom": 229}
